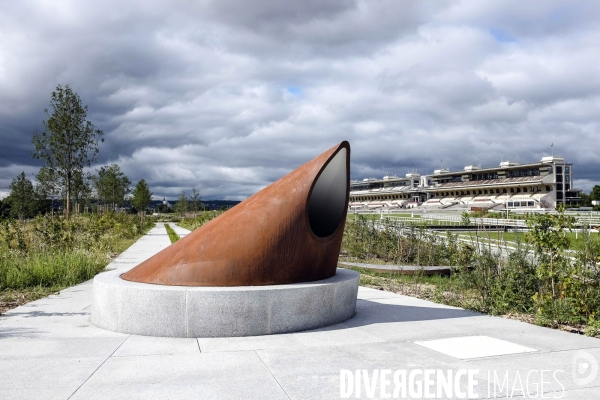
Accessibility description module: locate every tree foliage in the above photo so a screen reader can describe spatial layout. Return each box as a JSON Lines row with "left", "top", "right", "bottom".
{"left": 591, "top": 185, "right": 600, "bottom": 201}
{"left": 131, "top": 179, "right": 153, "bottom": 212}
{"left": 0, "top": 198, "right": 10, "bottom": 220}
{"left": 526, "top": 204, "right": 575, "bottom": 304}
{"left": 93, "top": 164, "right": 131, "bottom": 210}
{"left": 32, "top": 84, "right": 104, "bottom": 219}
{"left": 190, "top": 187, "right": 201, "bottom": 215}
{"left": 175, "top": 190, "right": 188, "bottom": 215}
{"left": 580, "top": 192, "right": 591, "bottom": 207}
{"left": 5, "top": 172, "right": 38, "bottom": 221}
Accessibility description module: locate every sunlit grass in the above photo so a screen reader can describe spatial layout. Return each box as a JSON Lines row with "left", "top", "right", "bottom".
{"left": 164, "top": 224, "right": 180, "bottom": 243}
{"left": 0, "top": 213, "right": 154, "bottom": 313}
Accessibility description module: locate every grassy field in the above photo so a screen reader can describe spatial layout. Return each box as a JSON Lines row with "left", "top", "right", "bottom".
{"left": 0, "top": 213, "right": 155, "bottom": 314}
{"left": 178, "top": 211, "right": 224, "bottom": 231}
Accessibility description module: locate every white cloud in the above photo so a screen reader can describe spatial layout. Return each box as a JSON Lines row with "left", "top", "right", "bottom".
{"left": 0, "top": 0, "right": 599, "bottom": 199}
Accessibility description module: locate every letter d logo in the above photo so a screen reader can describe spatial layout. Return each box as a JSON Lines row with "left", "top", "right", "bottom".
{"left": 572, "top": 351, "right": 598, "bottom": 386}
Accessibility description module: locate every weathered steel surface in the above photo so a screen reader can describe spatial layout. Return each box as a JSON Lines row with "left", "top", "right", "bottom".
{"left": 122, "top": 141, "right": 350, "bottom": 286}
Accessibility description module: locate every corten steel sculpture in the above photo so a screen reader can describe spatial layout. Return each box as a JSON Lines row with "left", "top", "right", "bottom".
{"left": 122, "top": 141, "right": 350, "bottom": 286}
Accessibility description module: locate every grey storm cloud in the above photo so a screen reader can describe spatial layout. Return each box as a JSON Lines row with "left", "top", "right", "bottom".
{"left": 1, "top": 0, "right": 599, "bottom": 200}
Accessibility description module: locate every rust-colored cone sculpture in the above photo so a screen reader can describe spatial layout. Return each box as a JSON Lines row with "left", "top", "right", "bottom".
{"left": 122, "top": 141, "right": 350, "bottom": 286}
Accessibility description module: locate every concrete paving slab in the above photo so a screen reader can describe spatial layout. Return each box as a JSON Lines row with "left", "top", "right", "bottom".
{"left": 0, "top": 356, "right": 106, "bottom": 390}
{"left": 449, "top": 346, "right": 600, "bottom": 395}
{"left": 0, "top": 336, "right": 126, "bottom": 360}
{"left": 266, "top": 373, "right": 340, "bottom": 400}
{"left": 70, "top": 381, "right": 289, "bottom": 400}
{"left": 198, "top": 332, "right": 305, "bottom": 353}
{"left": 491, "top": 326, "right": 600, "bottom": 353}
{"left": 0, "top": 386, "right": 79, "bottom": 400}
{"left": 71, "top": 352, "right": 289, "bottom": 400}
{"left": 414, "top": 335, "right": 537, "bottom": 359}
{"left": 256, "top": 342, "right": 448, "bottom": 378}
{"left": 113, "top": 335, "right": 200, "bottom": 357}
{"left": 292, "top": 322, "right": 386, "bottom": 347}
{"left": 559, "top": 386, "right": 600, "bottom": 400}
{"left": 3, "top": 223, "right": 600, "bottom": 399}
{"left": 171, "top": 224, "right": 191, "bottom": 237}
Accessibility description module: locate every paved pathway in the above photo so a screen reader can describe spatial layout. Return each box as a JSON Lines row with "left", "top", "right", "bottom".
{"left": 170, "top": 223, "right": 191, "bottom": 238}
{"left": 2, "top": 223, "right": 600, "bottom": 399}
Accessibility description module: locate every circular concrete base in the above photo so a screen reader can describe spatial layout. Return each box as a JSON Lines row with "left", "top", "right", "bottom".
{"left": 91, "top": 268, "right": 359, "bottom": 338}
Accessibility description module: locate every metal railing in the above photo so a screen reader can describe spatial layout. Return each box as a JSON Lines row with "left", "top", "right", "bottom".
{"left": 349, "top": 208, "right": 600, "bottom": 227}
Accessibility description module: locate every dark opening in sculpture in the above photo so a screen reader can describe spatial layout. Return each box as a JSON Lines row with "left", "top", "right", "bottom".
{"left": 308, "top": 147, "right": 347, "bottom": 238}
{"left": 121, "top": 141, "right": 351, "bottom": 286}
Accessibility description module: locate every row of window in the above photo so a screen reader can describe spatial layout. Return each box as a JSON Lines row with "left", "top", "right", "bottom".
{"left": 471, "top": 173, "right": 498, "bottom": 181}
{"left": 351, "top": 182, "right": 564, "bottom": 202}
{"left": 383, "top": 181, "right": 409, "bottom": 187}
{"left": 351, "top": 185, "right": 557, "bottom": 202}
{"left": 507, "top": 201, "right": 535, "bottom": 208}
{"left": 351, "top": 194, "right": 415, "bottom": 201}
{"left": 433, "top": 186, "right": 552, "bottom": 197}
{"left": 507, "top": 168, "right": 540, "bottom": 178}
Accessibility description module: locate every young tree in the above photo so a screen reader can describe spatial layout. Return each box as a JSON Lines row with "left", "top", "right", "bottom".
{"left": 190, "top": 187, "right": 201, "bottom": 216}
{"left": 93, "top": 164, "right": 131, "bottom": 211}
{"left": 175, "top": 190, "right": 188, "bottom": 215}
{"left": 591, "top": 185, "right": 600, "bottom": 201}
{"left": 0, "top": 197, "right": 10, "bottom": 220}
{"left": 32, "top": 84, "right": 104, "bottom": 219}
{"left": 580, "top": 192, "right": 591, "bottom": 207}
{"left": 36, "top": 166, "right": 60, "bottom": 208}
{"left": 5, "top": 172, "right": 37, "bottom": 221}
{"left": 72, "top": 170, "right": 93, "bottom": 214}
{"left": 526, "top": 204, "right": 575, "bottom": 301}
{"left": 131, "top": 179, "right": 153, "bottom": 212}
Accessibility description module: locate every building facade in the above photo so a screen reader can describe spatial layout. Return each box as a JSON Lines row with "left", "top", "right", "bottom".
{"left": 349, "top": 156, "right": 580, "bottom": 211}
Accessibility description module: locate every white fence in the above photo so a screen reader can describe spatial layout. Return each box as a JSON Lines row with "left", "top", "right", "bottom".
{"left": 382, "top": 215, "right": 528, "bottom": 228}
{"left": 349, "top": 208, "right": 600, "bottom": 228}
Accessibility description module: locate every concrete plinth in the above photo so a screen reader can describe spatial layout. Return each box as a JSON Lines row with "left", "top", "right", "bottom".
{"left": 91, "top": 268, "right": 359, "bottom": 338}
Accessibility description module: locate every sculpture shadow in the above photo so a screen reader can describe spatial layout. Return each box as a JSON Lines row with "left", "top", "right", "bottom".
{"left": 0, "top": 326, "right": 43, "bottom": 339}
{"left": 0, "top": 310, "right": 90, "bottom": 339}
{"left": 343, "top": 298, "right": 483, "bottom": 328}
{"left": 1, "top": 310, "right": 88, "bottom": 319}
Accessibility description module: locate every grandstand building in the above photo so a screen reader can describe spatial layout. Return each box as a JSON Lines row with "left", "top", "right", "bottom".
{"left": 349, "top": 156, "right": 580, "bottom": 211}
{"left": 348, "top": 172, "right": 428, "bottom": 210}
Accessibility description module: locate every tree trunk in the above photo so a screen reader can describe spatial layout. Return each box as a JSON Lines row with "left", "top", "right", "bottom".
{"left": 66, "top": 194, "right": 70, "bottom": 220}
{"left": 66, "top": 171, "right": 71, "bottom": 220}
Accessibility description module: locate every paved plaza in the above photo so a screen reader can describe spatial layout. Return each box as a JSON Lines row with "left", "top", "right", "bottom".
{"left": 2, "top": 223, "right": 600, "bottom": 399}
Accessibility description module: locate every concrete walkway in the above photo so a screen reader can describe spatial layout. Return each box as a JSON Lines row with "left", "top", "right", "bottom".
{"left": 2, "top": 223, "right": 600, "bottom": 399}
{"left": 170, "top": 223, "right": 191, "bottom": 238}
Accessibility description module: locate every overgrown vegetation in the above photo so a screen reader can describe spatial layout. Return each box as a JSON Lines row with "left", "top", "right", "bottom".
{"left": 164, "top": 224, "right": 180, "bottom": 243}
{"left": 178, "top": 211, "right": 224, "bottom": 231}
{"left": 341, "top": 215, "right": 474, "bottom": 266}
{"left": 342, "top": 208, "right": 600, "bottom": 336}
{"left": 0, "top": 213, "right": 154, "bottom": 312}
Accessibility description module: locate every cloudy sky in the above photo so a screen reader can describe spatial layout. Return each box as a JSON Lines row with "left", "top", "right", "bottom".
{"left": 1, "top": 0, "right": 599, "bottom": 200}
